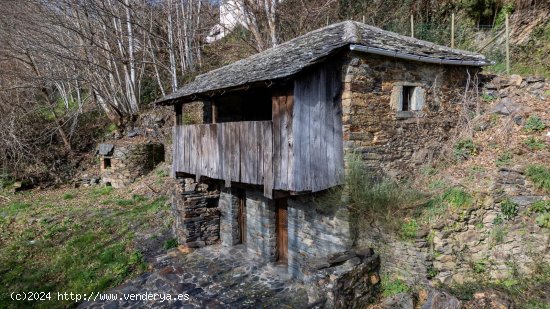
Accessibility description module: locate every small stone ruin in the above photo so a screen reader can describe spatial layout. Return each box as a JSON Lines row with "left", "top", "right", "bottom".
{"left": 97, "top": 141, "right": 165, "bottom": 188}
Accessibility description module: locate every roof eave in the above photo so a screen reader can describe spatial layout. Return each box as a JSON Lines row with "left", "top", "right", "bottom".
{"left": 349, "top": 44, "right": 493, "bottom": 67}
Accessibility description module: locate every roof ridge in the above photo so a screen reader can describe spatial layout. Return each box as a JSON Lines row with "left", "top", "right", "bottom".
{"left": 342, "top": 20, "right": 359, "bottom": 43}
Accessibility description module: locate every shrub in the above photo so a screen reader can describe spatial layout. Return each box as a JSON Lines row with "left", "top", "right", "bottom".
{"left": 454, "top": 139, "right": 478, "bottom": 160}
{"left": 524, "top": 137, "right": 546, "bottom": 151}
{"left": 529, "top": 200, "right": 550, "bottom": 229}
{"left": 163, "top": 238, "right": 178, "bottom": 250}
{"left": 525, "top": 165, "right": 550, "bottom": 192}
{"left": 536, "top": 213, "right": 550, "bottom": 228}
{"left": 381, "top": 277, "right": 410, "bottom": 297}
{"left": 500, "top": 198, "right": 519, "bottom": 220}
{"left": 524, "top": 115, "right": 546, "bottom": 132}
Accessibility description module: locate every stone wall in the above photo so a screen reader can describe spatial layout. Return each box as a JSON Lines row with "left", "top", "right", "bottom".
{"left": 219, "top": 188, "right": 241, "bottom": 247}
{"left": 357, "top": 168, "right": 550, "bottom": 286}
{"left": 342, "top": 53, "right": 479, "bottom": 177}
{"left": 287, "top": 194, "right": 354, "bottom": 279}
{"left": 305, "top": 249, "right": 381, "bottom": 308}
{"left": 99, "top": 142, "right": 164, "bottom": 188}
{"left": 245, "top": 190, "right": 277, "bottom": 262}
{"left": 171, "top": 178, "right": 221, "bottom": 248}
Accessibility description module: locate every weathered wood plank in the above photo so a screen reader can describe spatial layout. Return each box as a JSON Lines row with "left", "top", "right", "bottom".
{"left": 285, "top": 91, "right": 294, "bottom": 192}
{"left": 272, "top": 93, "right": 282, "bottom": 189}
{"left": 263, "top": 122, "right": 273, "bottom": 198}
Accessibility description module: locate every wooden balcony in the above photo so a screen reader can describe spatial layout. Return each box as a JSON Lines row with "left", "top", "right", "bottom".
{"left": 173, "top": 121, "right": 274, "bottom": 197}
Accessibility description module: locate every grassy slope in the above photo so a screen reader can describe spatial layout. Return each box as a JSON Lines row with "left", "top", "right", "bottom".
{"left": 0, "top": 169, "right": 173, "bottom": 308}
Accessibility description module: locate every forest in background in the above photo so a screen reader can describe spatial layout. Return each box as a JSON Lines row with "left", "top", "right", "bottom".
{"left": 0, "top": 0, "right": 548, "bottom": 184}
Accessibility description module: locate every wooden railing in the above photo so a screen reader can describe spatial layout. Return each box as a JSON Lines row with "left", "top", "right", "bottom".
{"left": 173, "top": 121, "right": 273, "bottom": 197}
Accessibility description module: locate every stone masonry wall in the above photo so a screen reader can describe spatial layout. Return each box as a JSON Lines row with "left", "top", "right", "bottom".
{"left": 287, "top": 195, "right": 354, "bottom": 279}
{"left": 100, "top": 142, "right": 164, "bottom": 188}
{"left": 245, "top": 190, "right": 277, "bottom": 262}
{"left": 342, "top": 53, "right": 478, "bottom": 178}
{"left": 357, "top": 168, "right": 550, "bottom": 286}
{"left": 219, "top": 188, "right": 241, "bottom": 247}
{"left": 171, "top": 178, "right": 221, "bottom": 248}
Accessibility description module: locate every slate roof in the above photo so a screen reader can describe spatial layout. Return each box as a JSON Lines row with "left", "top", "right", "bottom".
{"left": 156, "top": 21, "right": 491, "bottom": 105}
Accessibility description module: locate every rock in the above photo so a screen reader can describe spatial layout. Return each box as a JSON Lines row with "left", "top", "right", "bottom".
{"left": 370, "top": 293, "right": 414, "bottom": 309}
{"left": 525, "top": 76, "right": 544, "bottom": 83}
{"left": 509, "top": 75, "right": 522, "bottom": 86}
{"left": 463, "top": 289, "right": 515, "bottom": 309}
{"left": 98, "top": 143, "right": 114, "bottom": 155}
{"left": 512, "top": 115, "right": 523, "bottom": 125}
{"left": 420, "top": 288, "right": 461, "bottom": 309}
{"left": 127, "top": 130, "right": 139, "bottom": 137}
{"left": 491, "top": 98, "right": 521, "bottom": 115}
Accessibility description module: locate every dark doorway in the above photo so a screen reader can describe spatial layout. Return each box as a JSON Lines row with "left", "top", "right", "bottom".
{"left": 237, "top": 189, "right": 247, "bottom": 244}
{"left": 276, "top": 199, "right": 288, "bottom": 264}
{"left": 103, "top": 157, "right": 112, "bottom": 169}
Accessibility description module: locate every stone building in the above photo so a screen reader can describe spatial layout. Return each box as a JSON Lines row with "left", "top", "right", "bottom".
{"left": 155, "top": 20, "right": 490, "bottom": 295}
{"left": 98, "top": 141, "right": 164, "bottom": 188}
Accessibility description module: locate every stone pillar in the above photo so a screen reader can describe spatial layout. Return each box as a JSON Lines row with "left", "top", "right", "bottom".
{"left": 171, "top": 178, "right": 220, "bottom": 248}
{"left": 219, "top": 188, "right": 240, "bottom": 247}
{"left": 245, "top": 190, "right": 277, "bottom": 262}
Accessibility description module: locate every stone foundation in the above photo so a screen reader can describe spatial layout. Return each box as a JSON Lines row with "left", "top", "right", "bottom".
{"left": 171, "top": 178, "right": 220, "bottom": 247}
{"left": 219, "top": 188, "right": 241, "bottom": 247}
{"left": 287, "top": 194, "right": 353, "bottom": 279}
{"left": 98, "top": 142, "right": 164, "bottom": 188}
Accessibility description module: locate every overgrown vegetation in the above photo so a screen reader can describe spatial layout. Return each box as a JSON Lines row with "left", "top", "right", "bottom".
{"left": 0, "top": 186, "right": 170, "bottom": 308}
{"left": 448, "top": 260, "right": 550, "bottom": 308}
{"left": 525, "top": 165, "right": 550, "bottom": 193}
{"left": 528, "top": 200, "right": 550, "bottom": 229}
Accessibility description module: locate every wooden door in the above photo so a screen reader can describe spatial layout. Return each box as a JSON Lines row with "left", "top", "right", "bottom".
{"left": 238, "top": 190, "right": 246, "bottom": 244}
{"left": 276, "top": 199, "right": 288, "bottom": 263}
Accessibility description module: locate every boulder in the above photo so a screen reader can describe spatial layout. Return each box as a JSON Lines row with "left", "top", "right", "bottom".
{"left": 491, "top": 98, "right": 521, "bottom": 115}
{"left": 420, "top": 288, "right": 461, "bottom": 309}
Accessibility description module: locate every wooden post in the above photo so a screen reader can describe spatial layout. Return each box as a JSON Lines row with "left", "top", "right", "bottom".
{"left": 411, "top": 15, "right": 414, "bottom": 38}
{"left": 362, "top": 15, "right": 365, "bottom": 23}
{"left": 212, "top": 101, "right": 218, "bottom": 124}
{"left": 505, "top": 13, "right": 510, "bottom": 75}
{"left": 451, "top": 13, "right": 455, "bottom": 48}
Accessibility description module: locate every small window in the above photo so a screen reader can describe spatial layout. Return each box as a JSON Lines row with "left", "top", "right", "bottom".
{"left": 402, "top": 86, "right": 414, "bottom": 111}
{"left": 399, "top": 86, "right": 425, "bottom": 112}
{"left": 103, "top": 157, "right": 112, "bottom": 169}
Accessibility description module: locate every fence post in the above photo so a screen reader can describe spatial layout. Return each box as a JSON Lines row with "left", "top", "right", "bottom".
{"left": 411, "top": 15, "right": 414, "bottom": 38}
{"left": 451, "top": 13, "right": 455, "bottom": 48}
{"left": 506, "top": 13, "right": 510, "bottom": 75}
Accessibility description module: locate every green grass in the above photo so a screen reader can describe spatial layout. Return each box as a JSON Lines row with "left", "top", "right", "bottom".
{"left": 0, "top": 187, "right": 169, "bottom": 308}
{"left": 380, "top": 277, "right": 410, "bottom": 297}
{"left": 400, "top": 219, "right": 418, "bottom": 240}
{"left": 495, "top": 152, "right": 513, "bottom": 167}
{"left": 453, "top": 139, "right": 478, "bottom": 160}
{"left": 525, "top": 165, "right": 550, "bottom": 193}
